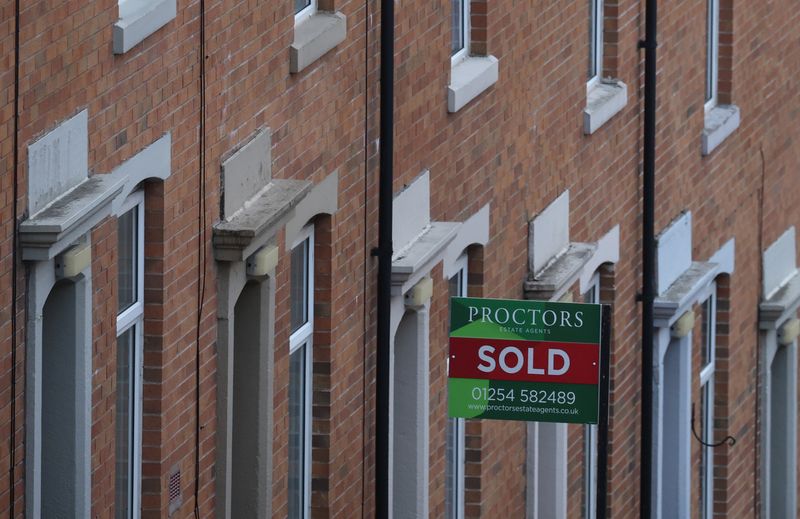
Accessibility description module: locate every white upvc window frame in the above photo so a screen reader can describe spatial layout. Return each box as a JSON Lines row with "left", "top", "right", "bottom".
{"left": 698, "top": 289, "right": 717, "bottom": 519}
{"left": 295, "top": 0, "right": 317, "bottom": 24}
{"left": 581, "top": 271, "right": 600, "bottom": 519}
{"left": 705, "top": 0, "right": 720, "bottom": 111}
{"left": 587, "top": 0, "right": 604, "bottom": 91}
{"left": 115, "top": 190, "right": 145, "bottom": 519}
{"left": 288, "top": 224, "right": 315, "bottom": 519}
{"left": 446, "top": 254, "right": 468, "bottom": 519}
{"left": 451, "top": 0, "right": 470, "bottom": 66}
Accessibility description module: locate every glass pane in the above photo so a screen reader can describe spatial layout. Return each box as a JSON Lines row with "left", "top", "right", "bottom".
{"left": 288, "top": 345, "right": 307, "bottom": 518}
{"left": 451, "top": 0, "right": 464, "bottom": 56}
{"left": 291, "top": 239, "right": 309, "bottom": 333}
{"left": 706, "top": 0, "right": 713, "bottom": 99}
{"left": 118, "top": 207, "right": 138, "bottom": 313}
{"left": 295, "top": 0, "right": 311, "bottom": 14}
{"left": 448, "top": 271, "right": 463, "bottom": 298}
{"left": 588, "top": 0, "right": 595, "bottom": 79}
{"left": 115, "top": 327, "right": 135, "bottom": 519}
{"left": 446, "top": 268, "right": 464, "bottom": 518}
{"left": 699, "top": 383, "right": 711, "bottom": 519}
{"left": 701, "top": 298, "right": 713, "bottom": 369}
{"left": 445, "top": 418, "right": 459, "bottom": 519}
{"left": 583, "top": 284, "right": 597, "bottom": 304}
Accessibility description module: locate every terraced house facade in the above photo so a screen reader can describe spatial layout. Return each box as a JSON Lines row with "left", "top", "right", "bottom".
{"left": 0, "top": 0, "right": 798, "bottom": 517}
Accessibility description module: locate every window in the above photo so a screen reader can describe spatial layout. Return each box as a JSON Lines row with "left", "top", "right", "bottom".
{"left": 446, "top": 254, "right": 468, "bottom": 519}
{"left": 295, "top": 0, "right": 317, "bottom": 23}
{"left": 700, "top": 0, "right": 739, "bottom": 155}
{"left": 705, "top": 0, "right": 719, "bottom": 110}
{"left": 289, "top": 225, "right": 314, "bottom": 519}
{"left": 116, "top": 191, "right": 145, "bottom": 519}
{"left": 447, "top": 0, "right": 499, "bottom": 112}
{"left": 581, "top": 272, "right": 599, "bottom": 519}
{"left": 698, "top": 292, "right": 716, "bottom": 519}
{"left": 289, "top": 0, "right": 346, "bottom": 73}
{"left": 451, "top": 0, "right": 469, "bottom": 64}
{"left": 587, "top": 0, "right": 603, "bottom": 89}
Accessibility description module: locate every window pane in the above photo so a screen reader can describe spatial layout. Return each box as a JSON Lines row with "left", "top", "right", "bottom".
{"left": 448, "top": 271, "right": 463, "bottom": 298}
{"left": 295, "top": 0, "right": 311, "bottom": 14}
{"left": 118, "top": 207, "right": 138, "bottom": 313}
{"left": 699, "top": 383, "right": 711, "bottom": 519}
{"left": 291, "top": 239, "right": 309, "bottom": 333}
{"left": 705, "top": 0, "right": 714, "bottom": 101}
{"left": 588, "top": 0, "right": 595, "bottom": 79}
{"left": 451, "top": 0, "right": 464, "bottom": 56}
{"left": 288, "top": 345, "right": 307, "bottom": 518}
{"left": 701, "top": 298, "right": 713, "bottom": 369}
{"left": 115, "top": 327, "right": 135, "bottom": 519}
{"left": 583, "top": 284, "right": 597, "bottom": 304}
{"left": 446, "top": 267, "right": 465, "bottom": 518}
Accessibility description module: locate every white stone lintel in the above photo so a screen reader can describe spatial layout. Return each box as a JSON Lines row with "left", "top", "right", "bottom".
{"left": 20, "top": 175, "right": 125, "bottom": 261}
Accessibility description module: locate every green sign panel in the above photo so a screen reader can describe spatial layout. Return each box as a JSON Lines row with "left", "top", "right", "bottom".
{"left": 448, "top": 297, "right": 603, "bottom": 424}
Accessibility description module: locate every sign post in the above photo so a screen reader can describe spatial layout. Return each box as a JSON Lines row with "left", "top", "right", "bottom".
{"left": 448, "top": 297, "right": 610, "bottom": 518}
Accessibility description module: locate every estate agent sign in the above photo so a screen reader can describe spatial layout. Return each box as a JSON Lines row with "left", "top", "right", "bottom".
{"left": 448, "top": 297, "right": 603, "bottom": 424}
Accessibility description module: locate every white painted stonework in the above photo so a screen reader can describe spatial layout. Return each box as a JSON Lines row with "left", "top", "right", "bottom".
{"left": 763, "top": 227, "right": 797, "bottom": 299}
{"left": 28, "top": 110, "right": 88, "bottom": 216}
{"left": 393, "top": 171, "right": 431, "bottom": 253}
{"left": 443, "top": 204, "right": 490, "bottom": 280}
{"left": 221, "top": 129, "right": 272, "bottom": 219}
{"left": 580, "top": 225, "right": 620, "bottom": 293}
{"left": 529, "top": 190, "right": 570, "bottom": 275}
{"left": 656, "top": 211, "right": 692, "bottom": 295}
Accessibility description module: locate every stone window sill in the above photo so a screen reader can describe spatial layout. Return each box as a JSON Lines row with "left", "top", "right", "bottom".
{"left": 702, "top": 104, "right": 740, "bottom": 156}
{"left": 113, "top": 0, "right": 176, "bottom": 54}
{"left": 447, "top": 56, "right": 499, "bottom": 113}
{"left": 583, "top": 79, "right": 627, "bottom": 134}
{"left": 290, "top": 12, "right": 347, "bottom": 74}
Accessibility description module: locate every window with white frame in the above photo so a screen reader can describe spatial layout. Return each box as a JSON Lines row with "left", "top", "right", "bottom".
{"left": 705, "top": 0, "right": 719, "bottom": 109}
{"left": 581, "top": 272, "right": 599, "bottom": 519}
{"left": 587, "top": 0, "right": 603, "bottom": 88}
{"left": 451, "top": 0, "right": 469, "bottom": 64}
{"left": 295, "top": 0, "right": 317, "bottom": 22}
{"left": 698, "top": 291, "right": 716, "bottom": 519}
{"left": 289, "top": 225, "right": 314, "bottom": 519}
{"left": 446, "top": 254, "right": 468, "bottom": 519}
{"left": 115, "top": 190, "right": 145, "bottom": 519}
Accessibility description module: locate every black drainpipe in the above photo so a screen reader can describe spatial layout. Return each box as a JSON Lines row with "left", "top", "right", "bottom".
{"left": 639, "top": 0, "right": 657, "bottom": 516}
{"left": 374, "top": 0, "right": 394, "bottom": 515}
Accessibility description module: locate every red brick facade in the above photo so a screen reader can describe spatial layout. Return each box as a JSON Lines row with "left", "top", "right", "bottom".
{"left": 0, "top": 0, "right": 799, "bottom": 517}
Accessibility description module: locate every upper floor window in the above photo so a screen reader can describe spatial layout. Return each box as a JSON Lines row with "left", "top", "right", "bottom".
{"left": 587, "top": 0, "right": 603, "bottom": 88}
{"left": 116, "top": 190, "right": 145, "bottom": 519}
{"left": 289, "top": 225, "right": 315, "bottom": 519}
{"left": 451, "top": 0, "right": 469, "bottom": 63}
{"left": 295, "top": 0, "right": 317, "bottom": 22}
{"left": 582, "top": 272, "right": 600, "bottom": 519}
{"left": 698, "top": 291, "right": 716, "bottom": 519}
{"left": 446, "top": 254, "right": 468, "bottom": 519}
{"left": 705, "top": 0, "right": 719, "bottom": 109}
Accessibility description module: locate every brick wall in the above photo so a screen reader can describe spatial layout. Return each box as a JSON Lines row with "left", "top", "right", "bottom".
{"left": 0, "top": 0, "right": 798, "bottom": 517}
